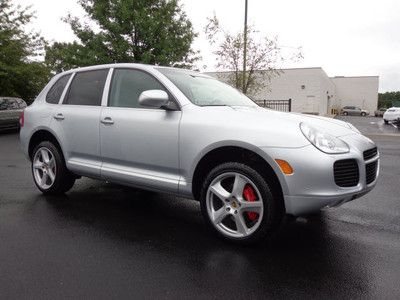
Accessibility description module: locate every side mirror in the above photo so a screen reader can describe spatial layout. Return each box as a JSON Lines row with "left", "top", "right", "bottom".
{"left": 138, "top": 90, "right": 169, "bottom": 109}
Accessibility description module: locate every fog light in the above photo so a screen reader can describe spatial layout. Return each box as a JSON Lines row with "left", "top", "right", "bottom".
{"left": 275, "top": 159, "right": 293, "bottom": 175}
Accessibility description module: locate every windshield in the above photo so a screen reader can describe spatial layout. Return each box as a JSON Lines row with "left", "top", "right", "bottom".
{"left": 157, "top": 68, "right": 257, "bottom": 107}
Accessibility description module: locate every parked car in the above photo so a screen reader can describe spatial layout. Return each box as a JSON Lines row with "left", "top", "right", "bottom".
{"left": 20, "top": 64, "right": 379, "bottom": 244}
{"left": 0, "top": 97, "right": 26, "bottom": 130}
{"left": 341, "top": 106, "right": 369, "bottom": 116}
{"left": 383, "top": 107, "right": 400, "bottom": 124}
{"left": 374, "top": 107, "right": 387, "bottom": 117}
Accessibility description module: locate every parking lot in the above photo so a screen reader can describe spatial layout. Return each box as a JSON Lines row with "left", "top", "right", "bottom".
{"left": 1, "top": 118, "right": 400, "bottom": 299}
{"left": 336, "top": 115, "right": 399, "bottom": 136}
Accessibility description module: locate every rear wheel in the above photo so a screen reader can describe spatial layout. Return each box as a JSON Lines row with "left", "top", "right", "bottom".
{"left": 200, "top": 162, "right": 283, "bottom": 244}
{"left": 361, "top": 112, "right": 366, "bottom": 117}
{"left": 32, "top": 141, "right": 75, "bottom": 195}
{"left": 343, "top": 111, "right": 348, "bottom": 116}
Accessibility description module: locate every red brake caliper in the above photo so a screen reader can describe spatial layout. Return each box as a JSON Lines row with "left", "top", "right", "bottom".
{"left": 243, "top": 184, "right": 258, "bottom": 221}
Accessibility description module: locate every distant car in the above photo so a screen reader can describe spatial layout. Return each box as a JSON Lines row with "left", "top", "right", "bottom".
{"left": 374, "top": 107, "right": 387, "bottom": 117}
{"left": 341, "top": 106, "right": 369, "bottom": 116}
{"left": 0, "top": 97, "right": 27, "bottom": 130}
{"left": 383, "top": 107, "right": 400, "bottom": 125}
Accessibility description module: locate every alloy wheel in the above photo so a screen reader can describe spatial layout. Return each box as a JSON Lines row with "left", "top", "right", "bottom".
{"left": 206, "top": 172, "right": 264, "bottom": 238}
{"left": 32, "top": 147, "right": 57, "bottom": 189}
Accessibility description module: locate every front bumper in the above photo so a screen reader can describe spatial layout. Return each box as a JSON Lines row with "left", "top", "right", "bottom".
{"left": 261, "top": 133, "right": 379, "bottom": 216}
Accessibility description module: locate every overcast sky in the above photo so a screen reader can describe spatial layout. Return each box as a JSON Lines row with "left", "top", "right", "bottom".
{"left": 15, "top": 0, "right": 400, "bottom": 92}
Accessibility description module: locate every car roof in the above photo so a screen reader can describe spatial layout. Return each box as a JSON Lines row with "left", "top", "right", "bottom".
{"left": 59, "top": 63, "right": 161, "bottom": 75}
{"left": 56, "top": 63, "right": 209, "bottom": 79}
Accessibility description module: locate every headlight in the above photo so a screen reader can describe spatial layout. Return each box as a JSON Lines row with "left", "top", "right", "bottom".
{"left": 347, "top": 122, "right": 361, "bottom": 134}
{"left": 300, "top": 123, "right": 349, "bottom": 154}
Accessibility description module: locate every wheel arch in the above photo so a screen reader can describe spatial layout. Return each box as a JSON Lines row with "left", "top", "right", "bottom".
{"left": 191, "top": 143, "right": 287, "bottom": 208}
{"left": 28, "top": 128, "right": 65, "bottom": 161}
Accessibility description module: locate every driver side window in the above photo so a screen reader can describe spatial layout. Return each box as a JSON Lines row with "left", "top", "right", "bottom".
{"left": 109, "top": 69, "right": 167, "bottom": 109}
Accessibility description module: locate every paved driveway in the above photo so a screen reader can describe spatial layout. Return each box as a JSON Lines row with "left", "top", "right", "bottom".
{"left": 336, "top": 115, "right": 399, "bottom": 136}
{"left": 0, "top": 131, "right": 400, "bottom": 299}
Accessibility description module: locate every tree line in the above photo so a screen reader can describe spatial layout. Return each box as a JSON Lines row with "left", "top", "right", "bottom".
{"left": 378, "top": 92, "right": 400, "bottom": 108}
{"left": 1, "top": 0, "right": 198, "bottom": 103}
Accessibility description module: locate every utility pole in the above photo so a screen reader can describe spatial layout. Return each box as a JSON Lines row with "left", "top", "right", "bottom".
{"left": 242, "top": 0, "right": 248, "bottom": 93}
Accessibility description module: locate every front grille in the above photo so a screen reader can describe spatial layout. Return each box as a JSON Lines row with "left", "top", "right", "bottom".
{"left": 366, "top": 161, "right": 378, "bottom": 184}
{"left": 363, "top": 147, "right": 377, "bottom": 160}
{"left": 334, "top": 159, "right": 359, "bottom": 187}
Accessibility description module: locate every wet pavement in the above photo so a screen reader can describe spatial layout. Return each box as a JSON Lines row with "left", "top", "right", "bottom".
{"left": 1, "top": 130, "right": 400, "bottom": 299}
{"left": 336, "top": 115, "right": 399, "bottom": 136}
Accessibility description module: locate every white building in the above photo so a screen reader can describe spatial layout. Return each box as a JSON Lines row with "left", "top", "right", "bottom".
{"left": 207, "top": 67, "right": 379, "bottom": 116}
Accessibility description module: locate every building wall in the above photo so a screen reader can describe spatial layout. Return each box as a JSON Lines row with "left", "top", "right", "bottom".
{"left": 206, "top": 68, "right": 379, "bottom": 116}
{"left": 330, "top": 76, "right": 379, "bottom": 113}
{"left": 252, "top": 68, "right": 331, "bottom": 115}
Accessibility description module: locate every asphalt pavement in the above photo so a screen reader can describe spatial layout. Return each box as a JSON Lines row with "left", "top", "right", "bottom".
{"left": 336, "top": 115, "right": 399, "bottom": 136}
{"left": 0, "top": 121, "right": 400, "bottom": 299}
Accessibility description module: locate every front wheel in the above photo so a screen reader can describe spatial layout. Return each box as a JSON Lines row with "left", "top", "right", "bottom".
{"left": 200, "top": 162, "right": 283, "bottom": 244}
{"left": 361, "top": 112, "right": 366, "bottom": 117}
{"left": 32, "top": 141, "right": 75, "bottom": 195}
{"left": 343, "top": 111, "right": 348, "bottom": 116}
{"left": 384, "top": 119, "right": 389, "bottom": 125}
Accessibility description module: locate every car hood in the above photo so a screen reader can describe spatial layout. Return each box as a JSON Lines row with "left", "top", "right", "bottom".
{"left": 230, "top": 106, "right": 356, "bottom": 137}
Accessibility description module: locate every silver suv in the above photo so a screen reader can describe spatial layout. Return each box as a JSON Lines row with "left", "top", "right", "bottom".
{"left": 20, "top": 64, "right": 379, "bottom": 244}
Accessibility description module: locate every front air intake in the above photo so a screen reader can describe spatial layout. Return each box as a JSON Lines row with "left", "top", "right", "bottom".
{"left": 333, "top": 159, "right": 359, "bottom": 187}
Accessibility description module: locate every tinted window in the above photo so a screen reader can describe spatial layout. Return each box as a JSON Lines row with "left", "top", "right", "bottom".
{"left": 0, "top": 99, "right": 7, "bottom": 110}
{"left": 18, "top": 100, "right": 27, "bottom": 108}
{"left": 46, "top": 74, "right": 71, "bottom": 104}
{"left": 5, "top": 99, "right": 18, "bottom": 110}
{"left": 109, "top": 69, "right": 166, "bottom": 108}
{"left": 64, "top": 69, "right": 109, "bottom": 106}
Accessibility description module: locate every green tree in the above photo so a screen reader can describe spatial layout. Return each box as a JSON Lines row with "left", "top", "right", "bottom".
{"left": 0, "top": 0, "right": 50, "bottom": 103}
{"left": 46, "top": 0, "right": 198, "bottom": 73}
{"left": 378, "top": 91, "right": 400, "bottom": 108}
{"left": 205, "top": 15, "right": 302, "bottom": 95}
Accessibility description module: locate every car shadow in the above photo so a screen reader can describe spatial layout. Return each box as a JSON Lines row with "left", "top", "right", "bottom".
{"left": 38, "top": 181, "right": 372, "bottom": 297}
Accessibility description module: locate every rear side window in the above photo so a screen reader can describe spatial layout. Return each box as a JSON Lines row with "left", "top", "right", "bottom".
{"left": 18, "top": 100, "right": 27, "bottom": 108}
{"left": 46, "top": 74, "right": 71, "bottom": 104}
{"left": 109, "top": 69, "right": 166, "bottom": 108}
{"left": 7, "top": 99, "right": 18, "bottom": 109}
{"left": 64, "top": 69, "right": 109, "bottom": 106}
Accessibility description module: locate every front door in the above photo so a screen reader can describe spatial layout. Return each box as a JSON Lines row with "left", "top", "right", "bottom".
{"left": 100, "top": 68, "right": 181, "bottom": 193}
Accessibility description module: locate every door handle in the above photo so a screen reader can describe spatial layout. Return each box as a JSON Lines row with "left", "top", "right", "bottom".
{"left": 53, "top": 113, "right": 64, "bottom": 120}
{"left": 101, "top": 117, "right": 114, "bottom": 125}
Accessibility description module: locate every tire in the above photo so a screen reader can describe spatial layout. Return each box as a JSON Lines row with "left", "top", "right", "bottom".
{"left": 361, "top": 112, "right": 366, "bottom": 117}
{"left": 343, "top": 111, "right": 348, "bottom": 116}
{"left": 384, "top": 119, "right": 389, "bottom": 125}
{"left": 200, "top": 162, "right": 283, "bottom": 244}
{"left": 31, "top": 141, "right": 75, "bottom": 195}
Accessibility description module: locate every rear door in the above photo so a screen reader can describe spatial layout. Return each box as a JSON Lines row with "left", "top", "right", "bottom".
{"left": 99, "top": 68, "right": 181, "bottom": 192}
{"left": 347, "top": 106, "right": 355, "bottom": 115}
{"left": 52, "top": 69, "right": 110, "bottom": 178}
{"left": 8, "top": 99, "right": 23, "bottom": 124}
{"left": 0, "top": 99, "right": 20, "bottom": 128}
